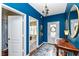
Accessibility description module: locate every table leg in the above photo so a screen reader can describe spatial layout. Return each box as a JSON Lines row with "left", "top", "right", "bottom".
{"left": 56, "top": 48, "right": 59, "bottom": 56}
{"left": 74, "top": 52, "right": 78, "bottom": 56}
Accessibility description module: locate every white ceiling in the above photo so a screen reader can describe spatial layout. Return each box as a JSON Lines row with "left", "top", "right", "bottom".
{"left": 29, "top": 3, "right": 67, "bottom": 16}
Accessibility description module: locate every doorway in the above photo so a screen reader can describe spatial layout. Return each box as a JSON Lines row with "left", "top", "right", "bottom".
{"left": 2, "top": 4, "right": 26, "bottom": 56}
{"left": 29, "top": 16, "right": 39, "bottom": 53}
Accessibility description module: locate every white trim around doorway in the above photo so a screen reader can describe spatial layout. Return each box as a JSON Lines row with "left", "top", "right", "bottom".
{"left": 29, "top": 16, "right": 39, "bottom": 54}
{"left": 0, "top": 4, "right": 27, "bottom": 56}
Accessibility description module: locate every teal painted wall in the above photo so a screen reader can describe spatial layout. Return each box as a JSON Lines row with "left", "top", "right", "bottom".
{"left": 4, "top": 3, "right": 44, "bottom": 55}
{"left": 43, "top": 13, "right": 66, "bottom": 42}
{"left": 43, "top": 3, "right": 79, "bottom": 50}
{"left": 3, "top": 3, "right": 79, "bottom": 55}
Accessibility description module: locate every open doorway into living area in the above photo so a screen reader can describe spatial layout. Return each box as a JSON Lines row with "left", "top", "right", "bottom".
{"left": 29, "top": 16, "right": 39, "bottom": 54}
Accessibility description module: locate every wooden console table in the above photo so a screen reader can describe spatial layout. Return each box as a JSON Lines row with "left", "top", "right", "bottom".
{"left": 54, "top": 39, "right": 79, "bottom": 56}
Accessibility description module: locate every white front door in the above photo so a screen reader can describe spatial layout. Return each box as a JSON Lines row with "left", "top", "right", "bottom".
{"left": 48, "top": 21, "right": 60, "bottom": 44}
{"left": 8, "top": 16, "right": 23, "bottom": 56}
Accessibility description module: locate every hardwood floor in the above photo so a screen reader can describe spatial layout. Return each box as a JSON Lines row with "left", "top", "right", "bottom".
{"left": 30, "top": 43, "right": 56, "bottom": 56}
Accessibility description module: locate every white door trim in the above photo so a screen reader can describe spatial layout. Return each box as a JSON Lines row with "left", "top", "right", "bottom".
{"left": 1, "top": 4, "right": 27, "bottom": 56}
{"left": 0, "top": 3, "right": 2, "bottom": 56}
{"left": 29, "top": 16, "right": 39, "bottom": 53}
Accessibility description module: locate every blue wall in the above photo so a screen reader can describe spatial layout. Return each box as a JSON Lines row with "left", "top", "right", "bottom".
{"left": 4, "top": 3, "right": 79, "bottom": 55}
{"left": 43, "top": 13, "right": 66, "bottom": 42}
{"left": 4, "top": 3, "right": 44, "bottom": 55}
{"left": 65, "top": 3, "right": 79, "bottom": 49}
{"left": 43, "top": 3, "right": 79, "bottom": 50}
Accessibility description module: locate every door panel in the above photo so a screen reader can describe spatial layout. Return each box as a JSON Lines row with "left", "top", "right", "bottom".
{"left": 8, "top": 16, "right": 23, "bottom": 56}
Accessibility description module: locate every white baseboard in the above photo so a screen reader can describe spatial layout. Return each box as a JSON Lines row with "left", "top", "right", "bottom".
{"left": 43, "top": 42, "right": 55, "bottom": 45}
{"left": 43, "top": 42, "right": 48, "bottom": 44}
{"left": 37, "top": 42, "right": 44, "bottom": 48}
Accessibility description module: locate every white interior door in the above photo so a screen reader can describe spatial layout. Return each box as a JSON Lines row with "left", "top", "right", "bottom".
{"left": 48, "top": 21, "right": 60, "bottom": 44}
{"left": 8, "top": 16, "right": 23, "bottom": 56}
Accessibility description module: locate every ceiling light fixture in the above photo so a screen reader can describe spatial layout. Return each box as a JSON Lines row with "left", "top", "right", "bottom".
{"left": 42, "top": 4, "right": 49, "bottom": 16}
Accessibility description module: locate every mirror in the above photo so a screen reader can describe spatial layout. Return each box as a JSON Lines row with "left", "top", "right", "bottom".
{"left": 68, "top": 4, "right": 79, "bottom": 38}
